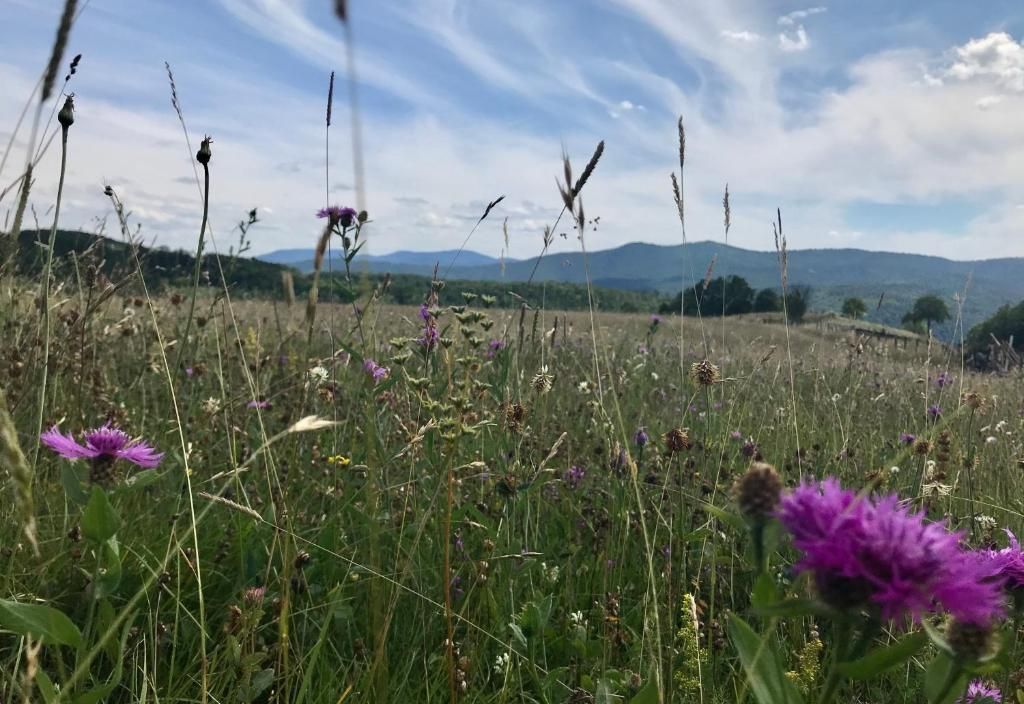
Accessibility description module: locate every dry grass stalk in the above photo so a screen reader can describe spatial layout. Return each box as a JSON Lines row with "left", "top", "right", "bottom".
{"left": 572, "top": 140, "right": 604, "bottom": 197}
{"left": 40, "top": 0, "right": 78, "bottom": 102}
{"left": 0, "top": 385, "right": 38, "bottom": 555}
{"left": 281, "top": 270, "right": 295, "bottom": 306}
{"left": 197, "top": 491, "right": 262, "bottom": 521}
{"left": 306, "top": 222, "right": 334, "bottom": 339}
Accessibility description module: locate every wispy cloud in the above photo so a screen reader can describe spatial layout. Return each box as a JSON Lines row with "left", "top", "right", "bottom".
{"left": 721, "top": 29, "right": 762, "bottom": 43}
{"left": 778, "top": 25, "right": 810, "bottom": 52}
{"left": 5, "top": 0, "right": 1024, "bottom": 261}
{"left": 778, "top": 6, "right": 827, "bottom": 26}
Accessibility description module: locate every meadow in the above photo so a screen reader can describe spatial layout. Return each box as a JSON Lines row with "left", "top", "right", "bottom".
{"left": 3, "top": 4, "right": 1024, "bottom": 703}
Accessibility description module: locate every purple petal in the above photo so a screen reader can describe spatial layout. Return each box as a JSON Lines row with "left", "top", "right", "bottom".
{"left": 116, "top": 443, "right": 164, "bottom": 468}
{"left": 40, "top": 427, "right": 97, "bottom": 460}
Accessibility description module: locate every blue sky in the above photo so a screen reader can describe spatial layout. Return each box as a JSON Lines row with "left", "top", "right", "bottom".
{"left": 4, "top": 0, "right": 1024, "bottom": 259}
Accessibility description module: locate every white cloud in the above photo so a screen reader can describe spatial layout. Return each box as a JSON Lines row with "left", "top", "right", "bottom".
{"left": 619, "top": 99, "right": 635, "bottom": 110}
{"left": 721, "top": 29, "right": 762, "bottom": 43}
{"left": 778, "top": 7, "right": 826, "bottom": 26}
{"left": 975, "top": 94, "right": 1004, "bottom": 110}
{"left": 779, "top": 25, "right": 810, "bottom": 52}
{"left": 945, "top": 32, "right": 1024, "bottom": 92}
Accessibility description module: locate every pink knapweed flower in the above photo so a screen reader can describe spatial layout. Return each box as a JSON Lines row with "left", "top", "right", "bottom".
{"left": 41, "top": 425, "right": 163, "bottom": 469}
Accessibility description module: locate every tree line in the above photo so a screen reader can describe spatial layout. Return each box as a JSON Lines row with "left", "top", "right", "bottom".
{"left": 658, "top": 275, "right": 810, "bottom": 322}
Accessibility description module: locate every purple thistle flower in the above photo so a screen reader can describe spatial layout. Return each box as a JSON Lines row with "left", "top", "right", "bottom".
{"left": 778, "top": 479, "right": 1005, "bottom": 623}
{"left": 730, "top": 430, "right": 743, "bottom": 441}
{"left": 417, "top": 304, "right": 439, "bottom": 350}
{"left": 316, "top": 205, "right": 357, "bottom": 227}
{"left": 899, "top": 432, "right": 916, "bottom": 445}
{"left": 486, "top": 339, "right": 506, "bottom": 359}
{"left": 958, "top": 681, "right": 1001, "bottom": 703}
{"left": 928, "top": 404, "right": 942, "bottom": 419}
{"left": 564, "top": 465, "right": 586, "bottom": 489}
{"left": 41, "top": 425, "right": 163, "bottom": 468}
{"left": 247, "top": 399, "right": 271, "bottom": 410}
{"left": 634, "top": 427, "right": 649, "bottom": 448}
{"left": 363, "top": 358, "right": 389, "bottom": 382}
{"left": 989, "top": 530, "right": 1024, "bottom": 594}
{"left": 650, "top": 314, "right": 661, "bottom": 325}
{"left": 935, "top": 371, "right": 954, "bottom": 389}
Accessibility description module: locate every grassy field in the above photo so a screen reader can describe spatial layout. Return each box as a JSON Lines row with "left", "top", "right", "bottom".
{"left": 1, "top": 277, "right": 1023, "bottom": 702}
{"left": 3, "top": 5, "right": 1024, "bottom": 701}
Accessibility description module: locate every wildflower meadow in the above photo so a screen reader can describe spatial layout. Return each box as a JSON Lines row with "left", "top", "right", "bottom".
{"left": 2, "top": 3, "right": 1024, "bottom": 704}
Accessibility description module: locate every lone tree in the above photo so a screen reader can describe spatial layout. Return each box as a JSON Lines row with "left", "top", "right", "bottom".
{"left": 841, "top": 297, "right": 867, "bottom": 320}
{"left": 753, "top": 288, "right": 781, "bottom": 313}
{"left": 784, "top": 286, "right": 811, "bottom": 323}
{"left": 903, "top": 294, "right": 950, "bottom": 335}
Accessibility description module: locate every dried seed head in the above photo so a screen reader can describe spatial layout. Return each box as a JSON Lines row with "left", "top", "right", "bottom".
{"left": 531, "top": 367, "right": 554, "bottom": 394}
{"left": 962, "top": 391, "right": 986, "bottom": 411}
{"left": 913, "top": 439, "right": 932, "bottom": 456}
{"left": 664, "top": 427, "right": 692, "bottom": 454}
{"left": 572, "top": 140, "right": 604, "bottom": 198}
{"left": 735, "top": 462, "right": 783, "bottom": 524}
{"left": 690, "top": 359, "right": 721, "bottom": 387}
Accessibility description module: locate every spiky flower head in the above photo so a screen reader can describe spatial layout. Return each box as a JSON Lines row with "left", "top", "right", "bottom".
{"left": 664, "top": 427, "right": 692, "bottom": 454}
{"left": 634, "top": 427, "right": 649, "bottom": 448}
{"left": 778, "top": 479, "right": 1004, "bottom": 623}
{"left": 690, "top": 359, "right": 721, "bottom": 387}
{"left": 363, "top": 359, "right": 389, "bottom": 383}
{"left": 317, "top": 205, "right": 357, "bottom": 227}
{"left": 735, "top": 462, "right": 783, "bottom": 524}
{"left": 957, "top": 680, "right": 1002, "bottom": 703}
{"left": 41, "top": 424, "right": 163, "bottom": 485}
{"left": 988, "top": 530, "right": 1024, "bottom": 596}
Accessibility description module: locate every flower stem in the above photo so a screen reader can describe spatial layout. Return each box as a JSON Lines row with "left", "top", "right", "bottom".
{"left": 816, "top": 619, "right": 852, "bottom": 704}
{"left": 173, "top": 159, "right": 210, "bottom": 379}
{"left": 33, "top": 118, "right": 69, "bottom": 466}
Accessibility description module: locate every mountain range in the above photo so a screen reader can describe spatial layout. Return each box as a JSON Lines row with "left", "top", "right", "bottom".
{"left": 257, "top": 241, "right": 1024, "bottom": 337}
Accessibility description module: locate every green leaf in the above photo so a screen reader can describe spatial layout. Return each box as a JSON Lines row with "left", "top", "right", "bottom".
{"left": 699, "top": 501, "right": 745, "bottom": 531}
{"left": 34, "top": 669, "right": 59, "bottom": 703}
{"left": 0, "top": 598, "right": 82, "bottom": 647}
{"left": 81, "top": 487, "right": 120, "bottom": 543}
{"left": 752, "top": 598, "right": 829, "bottom": 619}
{"left": 727, "top": 613, "right": 805, "bottom": 704}
{"left": 924, "top": 652, "right": 966, "bottom": 704}
{"left": 61, "top": 464, "right": 88, "bottom": 505}
{"left": 120, "top": 468, "right": 161, "bottom": 491}
{"left": 628, "top": 676, "right": 660, "bottom": 704}
{"left": 751, "top": 573, "right": 779, "bottom": 609}
{"left": 93, "top": 539, "right": 122, "bottom": 599}
{"left": 838, "top": 630, "right": 928, "bottom": 680}
{"left": 71, "top": 617, "right": 132, "bottom": 704}
{"left": 250, "top": 669, "right": 275, "bottom": 699}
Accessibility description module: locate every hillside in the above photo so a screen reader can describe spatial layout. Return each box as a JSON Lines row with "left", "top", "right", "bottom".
{"left": 256, "top": 240, "right": 1024, "bottom": 338}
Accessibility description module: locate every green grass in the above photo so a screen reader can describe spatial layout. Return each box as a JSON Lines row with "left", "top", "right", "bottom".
{"left": 1, "top": 285, "right": 1022, "bottom": 702}
{"left": 3, "top": 7, "right": 1023, "bottom": 699}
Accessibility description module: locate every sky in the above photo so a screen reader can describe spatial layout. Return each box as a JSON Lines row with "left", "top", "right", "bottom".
{"left": 3, "top": 0, "right": 1024, "bottom": 260}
